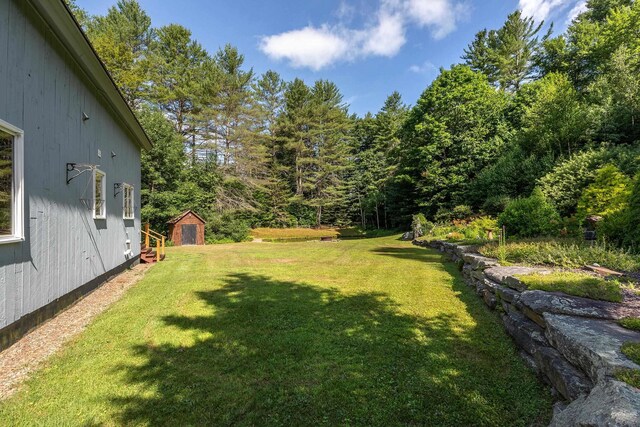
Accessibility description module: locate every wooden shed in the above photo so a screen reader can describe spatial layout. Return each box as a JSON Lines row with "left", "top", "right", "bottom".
{"left": 167, "top": 210, "right": 206, "bottom": 246}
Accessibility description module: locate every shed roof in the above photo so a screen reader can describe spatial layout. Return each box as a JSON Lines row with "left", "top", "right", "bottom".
{"left": 26, "top": 0, "right": 152, "bottom": 150}
{"left": 167, "top": 210, "right": 207, "bottom": 224}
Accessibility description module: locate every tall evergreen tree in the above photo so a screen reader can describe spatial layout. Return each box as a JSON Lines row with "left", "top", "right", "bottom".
{"left": 87, "top": 0, "right": 152, "bottom": 107}
{"left": 149, "top": 24, "right": 210, "bottom": 158}
{"left": 463, "top": 11, "right": 545, "bottom": 91}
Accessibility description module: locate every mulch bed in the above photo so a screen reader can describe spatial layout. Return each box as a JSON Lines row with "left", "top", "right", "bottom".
{"left": 0, "top": 263, "right": 151, "bottom": 400}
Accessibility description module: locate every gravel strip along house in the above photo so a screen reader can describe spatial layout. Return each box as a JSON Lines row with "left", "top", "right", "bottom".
{"left": 0, "top": 0, "right": 152, "bottom": 351}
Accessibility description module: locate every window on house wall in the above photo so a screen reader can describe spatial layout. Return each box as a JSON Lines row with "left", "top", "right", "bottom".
{"left": 93, "top": 169, "right": 106, "bottom": 219}
{"left": 123, "top": 183, "right": 134, "bottom": 220}
{"left": 0, "top": 119, "right": 24, "bottom": 243}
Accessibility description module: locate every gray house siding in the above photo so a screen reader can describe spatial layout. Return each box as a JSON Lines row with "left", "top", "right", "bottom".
{"left": 0, "top": 0, "right": 142, "bottom": 340}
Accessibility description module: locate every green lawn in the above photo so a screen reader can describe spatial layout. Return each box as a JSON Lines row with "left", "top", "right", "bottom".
{"left": 0, "top": 236, "right": 551, "bottom": 426}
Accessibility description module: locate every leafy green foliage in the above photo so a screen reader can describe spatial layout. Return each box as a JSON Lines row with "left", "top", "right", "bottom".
{"left": 498, "top": 189, "right": 560, "bottom": 237}
{"left": 205, "top": 213, "right": 250, "bottom": 243}
{"left": 576, "top": 164, "right": 631, "bottom": 222}
{"left": 463, "top": 11, "right": 545, "bottom": 92}
{"left": 515, "top": 272, "right": 622, "bottom": 302}
{"left": 71, "top": 0, "right": 640, "bottom": 246}
{"left": 598, "top": 173, "right": 640, "bottom": 251}
{"left": 411, "top": 213, "right": 432, "bottom": 237}
{"left": 396, "top": 65, "right": 508, "bottom": 218}
{"left": 517, "top": 73, "right": 592, "bottom": 158}
{"left": 468, "top": 145, "right": 554, "bottom": 215}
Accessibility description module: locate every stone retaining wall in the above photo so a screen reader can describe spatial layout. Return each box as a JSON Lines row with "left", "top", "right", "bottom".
{"left": 414, "top": 239, "right": 640, "bottom": 426}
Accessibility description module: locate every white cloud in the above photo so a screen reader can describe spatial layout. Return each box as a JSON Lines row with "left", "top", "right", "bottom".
{"left": 405, "top": 0, "right": 470, "bottom": 40}
{"left": 566, "top": 0, "right": 588, "bottom": 23}
{"left": 335, "top": 1, "right": 356, "bottom": 21}
{"left": 409, "top": 60, "right": 436, "bottom": 74}
{"left": 360, "top": 11, "right": 406, "bottom": 56}
{"left": 259, "top": 0, "right": 467, "bottom": 70}
{"left": 260, "top": 26, "right": 349, "bottom": 71}
{"left": 518, "top": 0, "right": 575, "bottom": 22}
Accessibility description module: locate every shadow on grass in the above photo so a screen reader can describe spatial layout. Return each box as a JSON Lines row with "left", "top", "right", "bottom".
{"left": 112, "top": 270, "right": 550, "bottom": 426}
{"left": 370, "top": 245, "right": 446, "bottom": 263}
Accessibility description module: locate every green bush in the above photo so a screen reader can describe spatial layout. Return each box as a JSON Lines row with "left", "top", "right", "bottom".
{"left": 482, "top": 195, "right": 512, "bottom": 217}
{"left": 451, "top": 205, "right": 473, "bottom": 220}
{"left": 465, "top": 216, "right": 498, "bottom": 240}
{"left": 498, "top": 189, "right": 560, "bottom": 237}
{"left": 205, "top": 213, "right": 250, "bottom": 243}
{"left": 412, "top": 213, "right": 431, "bottom": 237}
{"left": 600, "top": 174, "right": 640, "bottom": 252}
{"left": 538, "top": 149, "right": 608, "bottom": 217}
{"left": 576, "top": 164, "right": 631, "bottom": 224}
{"left": 538, "top": 144, "right": 640, "bottom": 219}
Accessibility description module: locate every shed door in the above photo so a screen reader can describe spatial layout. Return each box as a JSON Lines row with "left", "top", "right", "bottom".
{"left": 181, "top": 224, "right": 197, "bottom": 245}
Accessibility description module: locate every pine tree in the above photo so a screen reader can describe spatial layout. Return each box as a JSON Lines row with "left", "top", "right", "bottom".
{"left": 87, "top": 0, "right": 153, "bottom": 107}
{"left": 463, "top": 11, "right": 545, "bottom": 92}
{"left": 148, "top": 24, "right": 210, "bottom": 161}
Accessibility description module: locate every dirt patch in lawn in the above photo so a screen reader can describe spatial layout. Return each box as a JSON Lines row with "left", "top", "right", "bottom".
{"left": 0, "top": 263, "right": 151, "bottom": 400}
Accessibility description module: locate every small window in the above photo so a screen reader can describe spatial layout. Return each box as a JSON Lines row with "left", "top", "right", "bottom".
{"left": 93, "top": 169, "right": 106, "bottom": 219}
{"left": 0, "top": 119, "right": 24, "bottom": 243}
{"left": 123, "top": 183, "right": 134, "bottom": 220}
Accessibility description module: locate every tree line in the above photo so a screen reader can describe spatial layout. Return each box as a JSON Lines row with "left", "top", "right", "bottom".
{"left": 67, "top": 0, "right": 640, "bottom": 246}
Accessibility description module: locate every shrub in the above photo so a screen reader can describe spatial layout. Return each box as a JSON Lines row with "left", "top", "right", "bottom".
{"left": 451, "top": 205, "right": 473, "bottom": 220}
{"left": 482, "top": 195, "right": 512, "bottom": 217}
{"left": 600, "top": 174, "right": 640, "bottom": 252}
{"left": 576, "top": 164, "right": 631, "bottom": 224}
{"left": 538, "top": 149, "right": 608, "bottom": 217}
{"left": 445, "top": 232, "right": 465, "bottom": 241}
{"left": 465, "top": 216, "right": 498, "bottom": 240}
{"left": 411, "top": 213, "right": 433, "bottom": 237}
{"left": 622, "top": 174, "right": 640, "bottom": 251}
{"left": 515, "top": 272, "right": 622, "bottom": 302}
{"left": 498, "top": 189, "right": 560, "bottom": 237}
{"left": 206, "top": 213, "right": 250, "bottom": 243}
{"left": 538, "top": 144, "right": 640, "bottom": 218}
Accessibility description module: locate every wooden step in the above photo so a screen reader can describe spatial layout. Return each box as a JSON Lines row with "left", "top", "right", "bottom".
{"left": 140, "top": 250, "right": 166, "bottom": 263}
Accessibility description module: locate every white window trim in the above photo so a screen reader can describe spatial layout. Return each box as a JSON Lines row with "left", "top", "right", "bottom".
{"left": 123, "top": 183, "right": 134, "bottom": 220}
{"left": 93, "top": 168, "right": 106, "bottom": 220}
{"left": 0, "top": 119, "right": 24, "bottom": 244}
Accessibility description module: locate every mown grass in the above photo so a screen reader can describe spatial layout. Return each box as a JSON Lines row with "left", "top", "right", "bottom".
{"left": 0, "top": 236, "right": 551, "bottom": 426}
{"left": 616, "top": 343, "right": 640, "bottom": 389}
{"left": 250, "top": 227, "right": 340, "bottom": 239}
{"left": 250, "top": 227, "right": 397, "bottom": 241}
{"left": 479, "top": 239, "right": 640, "bottom": 272}
{"left": 515, "top": 272, "right": 623, "bottom": 302}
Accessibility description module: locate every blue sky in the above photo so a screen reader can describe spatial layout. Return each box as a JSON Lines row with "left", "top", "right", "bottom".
{"left": 77, "top": 0, "right": 587, "bottom": 116}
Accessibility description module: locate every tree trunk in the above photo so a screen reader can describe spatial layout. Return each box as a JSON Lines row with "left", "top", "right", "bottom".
{"left": 357, "top": 194, "right": 364, "bottom": 228}
{"left": 191, "top": 134, "right": 196, "bottom": 166}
